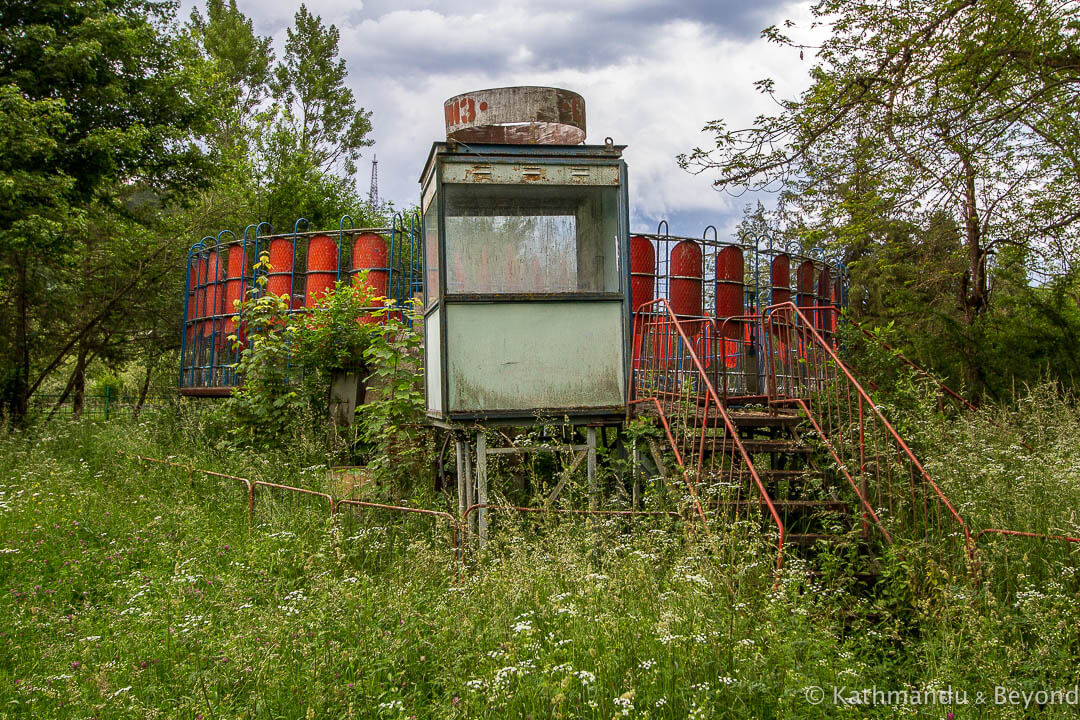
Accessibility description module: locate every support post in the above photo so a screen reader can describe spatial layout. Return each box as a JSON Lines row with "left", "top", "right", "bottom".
{"left": 632, "top": 445, "right": 641, "bottom": 510}
{"left": 476, "top": 431, "right": 488, "bottom": 547}
{"left": 464, "top": 438, "right": 475, "bottom": 536}
{"left": 455, "top": 437, "right": 466, "bottom": 541}
{"left": 586, "top": 426, "right": 598, "bottom": 508}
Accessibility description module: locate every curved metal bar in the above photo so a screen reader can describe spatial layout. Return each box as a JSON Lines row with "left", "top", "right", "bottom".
{"left": 254, "top": 479, "right": 335, "bottom": 518}
{"left": 179, "top": 240, "right": 206, "bottom": 388}
{"left": 208, "top": 230, "right": 236, "bottom": 387}
{"left": 290, "top": 218, "right": 310, "bottom": 307}
{"left": 702, "top": 225, "right": 718, "bottom": 242}
{"left": 251, "top": 222, "right": 272, "bottom": 295}
{"left": 339, "top": 499, "right": 459, "bottom": 548}
{"left": 338, "top": 214, "right": 355, "bottom": 285}
{"left": 389, "top": 212, "right": 402, "bottom": 307}
{"left": 656, "top": 219, "right": 669, "bottom": 237}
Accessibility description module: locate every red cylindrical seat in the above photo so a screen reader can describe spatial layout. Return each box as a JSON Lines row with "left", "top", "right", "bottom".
{"left": 715, "top": 245, "right": 743, "bottom": 321}
{"left": 669, "top": 240, "right": 703, "bottom": 318}
{"left": 630, "top": 236, "right": 655, "bottom": 312}
{"left": 224, "top": 244, "right": 246, "bottom": 339}
{"left": 670, "top": 240, "right": 704, "bottom": 346}
{"left": 267, "top": 238, "right": 295, "bottom": 306}
{"left": 796, "top": 260, "right": 815, "bottom": 311}
{"left": 353, "top": 232, "right": 388, "bottom": 323}
{"left": 771, "top": 254, "right": 791, "bottom": 307}
{"left": 816, "top": 265, "right": 834, "bottom": 332}
{"left": 715, "top": 245, "right": 744, "bottom": 367}
{"left": 305, "top": 234, "right": 338, "bottom": 308}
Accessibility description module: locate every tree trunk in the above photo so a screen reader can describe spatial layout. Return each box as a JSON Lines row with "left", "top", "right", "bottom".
{"left": 958, "top": 155, "right": 990, "bottom": 389}
{"left": 959, "top": 156, "right": 989, "bottom": 325}
{"left": 45, "top": 361, "right": 86, "bottom": 423}
{"left": 71, "top": 343, "right": 90, "bottom": 419}
{"left": 134, "top": 354, "right": 154, "bottom": 417}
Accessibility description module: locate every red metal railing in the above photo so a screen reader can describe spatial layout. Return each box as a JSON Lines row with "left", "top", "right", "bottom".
{"left": 975, "top": 528, "right": 1080, "bottom": 547}
{"left": 759, "top": 303, "right": 974, "bottom": 564}
{"left": 631, "top": 298, "right": 788, "bottom": 570}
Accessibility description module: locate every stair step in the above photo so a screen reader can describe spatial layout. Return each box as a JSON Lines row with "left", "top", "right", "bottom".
{"left": 725, "top": 411, "right": 802, "bottom": 428}
{"left": 734, "top": 469, "right": 819, "bottom": 482}
{"left": 718, "top": 439, "right": 813, "bottom": 455}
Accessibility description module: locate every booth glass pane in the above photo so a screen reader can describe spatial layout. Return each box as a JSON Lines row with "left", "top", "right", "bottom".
{"left": 445, "top": 301, "right": 625, "bottom": 412}
{"left": 424, "top": 200, "right": 439, "bottom": 307}
{"left": 424, "top": 309, "right": 442, "bottom": 414}
{"left": 444, "top": 184, "right": 619, "bottom": 294}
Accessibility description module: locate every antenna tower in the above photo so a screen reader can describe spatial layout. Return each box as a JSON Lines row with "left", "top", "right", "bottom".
{"left": 368, "top": 156, "right": 378, "bottom": 208}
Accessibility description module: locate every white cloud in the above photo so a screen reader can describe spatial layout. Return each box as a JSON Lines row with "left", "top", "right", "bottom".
{"left": 183, "top": 0, "right": 817, "bottom": 236}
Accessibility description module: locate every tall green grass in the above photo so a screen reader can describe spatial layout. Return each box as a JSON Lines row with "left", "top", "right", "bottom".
{"left": 1, "top": 393, "right": 1078, "bottom": 718}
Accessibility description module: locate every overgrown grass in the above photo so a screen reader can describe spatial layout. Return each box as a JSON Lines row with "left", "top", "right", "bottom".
{"left": 1, "top": 394, "right": 1079, "bottom": 718}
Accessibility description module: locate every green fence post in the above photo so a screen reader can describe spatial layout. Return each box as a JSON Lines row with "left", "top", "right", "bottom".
{"left": 104, "top": 387, "right": 110, "bottom": 420}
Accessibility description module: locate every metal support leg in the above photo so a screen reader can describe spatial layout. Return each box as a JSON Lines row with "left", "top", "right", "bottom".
{"left": 632, "top": 445, "right": 641, "bottom": 510}
{"left": 587, "top": 427, "right": 598, "bottom": 508}
{"left": 464, "top": 439, "right": 475, "bottom": 537}
{"left": 455, "top": 437, "right": 466, "bottom": 534}
{"left": 476, "top": 431, "right": 488, "bottom": 548}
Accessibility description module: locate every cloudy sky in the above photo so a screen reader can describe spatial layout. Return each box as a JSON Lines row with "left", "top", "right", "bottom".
{"left": 183, "top": 0, "right": 816, "bottom": 238}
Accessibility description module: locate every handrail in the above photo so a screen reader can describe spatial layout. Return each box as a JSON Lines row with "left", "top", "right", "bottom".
{"left": 633, "top": 298, "right": 787, "bottom": 571}
{"left": 850, "top": 320, "right": 978, "bottom": 412}
{"left": 762, "top": 302, "right": 973, "bottom": 560}
{"left": 975, "top": 528, "right": 1080, "bottom": 547}
{"left": 849, "top": 320, "right": 1033, "bottom": 451}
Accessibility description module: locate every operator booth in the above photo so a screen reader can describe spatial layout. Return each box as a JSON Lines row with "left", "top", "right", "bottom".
{"left": 420, "top": 87, "right": 631, "bottom": 426}
{"left": 420, "top": 87, "right": 631, "bottom": 545}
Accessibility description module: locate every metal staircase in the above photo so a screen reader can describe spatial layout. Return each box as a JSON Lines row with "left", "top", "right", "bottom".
{"left": 630, "top": 299, "right": 972, "bottom": 573}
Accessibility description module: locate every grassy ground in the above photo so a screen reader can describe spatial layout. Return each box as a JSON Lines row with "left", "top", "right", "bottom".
{"left": 1, "top": 395, "right": 1078, "bottom": 719}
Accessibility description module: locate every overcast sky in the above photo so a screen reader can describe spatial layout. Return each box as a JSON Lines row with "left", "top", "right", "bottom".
{"left": 182, "top": 0, "right": 815, "bottom": 238}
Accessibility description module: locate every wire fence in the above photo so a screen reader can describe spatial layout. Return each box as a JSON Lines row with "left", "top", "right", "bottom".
{"left": 29, "top": 390, "right": 174, "bottom": 421}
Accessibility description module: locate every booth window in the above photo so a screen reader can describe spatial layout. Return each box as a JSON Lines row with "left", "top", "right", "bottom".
{"left": 444, "top": 184, "right": 619, "bottom": 295}
{"left": 423, "top": 200, "right": 439, "bottom": 307}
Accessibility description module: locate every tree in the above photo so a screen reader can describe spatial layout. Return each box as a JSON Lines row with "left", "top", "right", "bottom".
{"left": 271, "top": 4, "right": 373, "bottom": 178}
{"left": 185, "top": 1, "right": 377, "bottom": 231}
{"left": 187, "top": 0, "right": 274, "bottom": 155}
{"left": 682, "top": 0, "right": 1080, "bottom": 387}
{"left": 0, "top": 0, "right": 211, "bottom": 421}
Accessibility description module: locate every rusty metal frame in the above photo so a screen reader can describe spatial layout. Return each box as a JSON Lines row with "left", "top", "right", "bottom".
{"left": 630, "top": 297, "right": 786, "bottom": 570}
{"left": 759, "top": 302, "right": 974, "bottom": 562}
{"left": 975, "top": 528, "right": 1080, "bottom": 547}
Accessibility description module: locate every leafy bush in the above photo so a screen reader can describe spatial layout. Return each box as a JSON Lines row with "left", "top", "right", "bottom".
{"left": 222, "top": 254, "right": 428, "bottom": 483}
{"left": 222, "top": 255, "right": 301, "bottom": 444}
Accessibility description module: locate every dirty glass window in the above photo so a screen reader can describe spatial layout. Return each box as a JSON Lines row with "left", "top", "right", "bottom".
{"left": 444, "top": 184, "right": 619, "bottom": 294}
{"left": 423, "top": 199, "right": 439, "bottom": 306}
